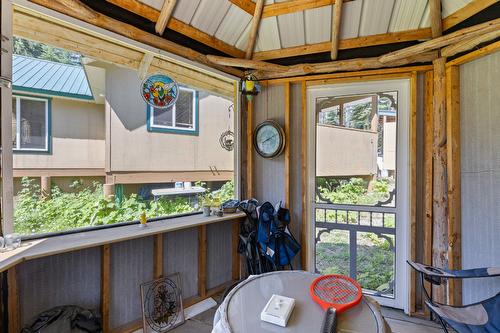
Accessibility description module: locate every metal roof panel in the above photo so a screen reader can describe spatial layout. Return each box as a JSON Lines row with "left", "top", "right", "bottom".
{"left": 389, "top": 0, "right": 427, "bottom": 32}
{"left": 172, "top": 0, "right": 202, "bottom": 24}
{"left": 215, "top": 5, "right": 252, "bottom": 46}
{"left": 359, "top": 0, "right": 396, "bottom": 36}
{"left": 277, "top": 11, "right": 306, "bottom": 48}
{"left": 304, "top": 6, "right": 331, "bottom": 44}
{"left": 340, "top": 0, "right": 363, "bottom": 39}
{"left": 190, "top": 0, "right": 231, "bottom": 35}
{"left": 255, "top": 16, "right": 281, "bottom": 52}
{"left": 12, "top": 55, "right": 93, "bottom": 99}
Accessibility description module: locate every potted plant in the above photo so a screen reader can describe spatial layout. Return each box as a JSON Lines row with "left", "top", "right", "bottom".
{"left": 199, "top": 191, "right": 213, "bottom": 217}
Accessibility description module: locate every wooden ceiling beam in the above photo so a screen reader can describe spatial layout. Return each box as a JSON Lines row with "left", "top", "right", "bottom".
{"left": 429, "top": 0, "right": 443, "bottom": 38}
{"left": 246, "top": 0, "right": 265, "bottom": 59}
{"left": 138, "top": 53, "right": 154, "bottom": 79}
{"left": 206, "top": 55, "right": 288, "bottom": 72}
{"left": 262, "top": 0, "right": 349, "bottom": 18}
{"left": 379, "top": 18, "right": 500, "bottom": 63}
{"left": 330, "top": 0, "right": 343, "bottom": 60}
{"left": 441, "top": 29, "right": 500, "bottom": 58}
{"left": 28, "top": 0, "right": 243, "bottom": 76}
{"left": 155, "top": 0, "right": 177, "bottom": 35}
{"left": 443, "top": 0, "right": 499, "bottom": 31}
{"left": 105, "top": 0, "right": 245, "bottom": 58}
{"left": 254, "top": 51, "right": 438, "bottom": 80}
{"left": 253, "top": 28, "right": 432, "bottom": 60}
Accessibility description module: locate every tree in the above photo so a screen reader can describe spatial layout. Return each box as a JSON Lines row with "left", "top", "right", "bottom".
{"left": 13, "top": 37, "right": 80, "bottom": 65}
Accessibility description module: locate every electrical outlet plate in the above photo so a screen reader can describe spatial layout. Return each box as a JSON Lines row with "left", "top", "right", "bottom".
{"left": 260, "top": 294, "right": 295, "bottom": 327}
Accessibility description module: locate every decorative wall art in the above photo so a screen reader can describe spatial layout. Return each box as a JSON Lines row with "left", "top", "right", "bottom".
{"left": 140, "top": 273, "right": 185, "bottom": 332}
{"left": 141, "top": 74, "right": 179, "bottom": 109}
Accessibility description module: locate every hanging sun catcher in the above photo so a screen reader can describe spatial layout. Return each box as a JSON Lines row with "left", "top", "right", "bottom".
{"left": 219, "top": 104, "right": 234, "bottom": 151}
{"left": 141, "top": 73, "right": 179, "bottom": 109}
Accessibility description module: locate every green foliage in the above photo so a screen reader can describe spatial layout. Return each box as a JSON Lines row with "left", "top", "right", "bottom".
{"left": 14, "top": 177, "right": 236, "bottom": 235}
{"left": 317, "top": 177, "right": 392, "bottom": 205}
{"left": 13, "top": 37, "right": 80, "bottom": 65}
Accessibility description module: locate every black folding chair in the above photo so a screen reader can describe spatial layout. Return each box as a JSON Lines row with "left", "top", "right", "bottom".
{"left": 408, "top": 261, "right": 500, "bottom": 333}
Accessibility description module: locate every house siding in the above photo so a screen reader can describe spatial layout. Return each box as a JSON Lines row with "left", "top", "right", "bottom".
{"left": 13, "top": 97, "right": 105, "bottom": 170}
{"left": 105, "top": 65, "right": 234, "bottom": 175}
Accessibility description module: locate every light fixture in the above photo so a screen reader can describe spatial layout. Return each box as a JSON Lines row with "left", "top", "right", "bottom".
{"left": 241, "top": 75, "right": 261, "bottom": 101}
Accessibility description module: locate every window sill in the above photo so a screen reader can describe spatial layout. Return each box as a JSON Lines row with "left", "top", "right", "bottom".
{"left": 0, "top": 211, "right": 245, "bottom": 273}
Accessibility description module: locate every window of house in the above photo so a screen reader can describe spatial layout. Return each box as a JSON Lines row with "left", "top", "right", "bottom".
{"left": 12, "top": 95, "right": 50, "bottom": 152}
{"left": 147, "top": 87, "right": 198, "bottom": 135}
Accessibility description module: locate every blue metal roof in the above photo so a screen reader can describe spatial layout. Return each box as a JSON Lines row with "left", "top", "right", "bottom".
{"left": 12, "top": 55, "right": 93, "bottom": 100}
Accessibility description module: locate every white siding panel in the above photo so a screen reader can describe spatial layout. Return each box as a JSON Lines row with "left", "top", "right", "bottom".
{"left": 389, "top": 0, "right": 427, "bottom": 32}
{"left": 235, "top": 22, "right": 252, "bottom": 51}
{"left": 191, "top": 0, "right": 231, "bottom": 35}
{"left": 419, "top": 2, "right": 430, "bottom": 28}
{"left": 172, "top": 0, "right": 201, "bottom": 24}
{"left": 460, "top": 51, "right": 500, "bottom": 304}
{"left": 138, "top": 0, "right": 164, "bottom": 10}
{"left": 442, "top": 0, "right": 471, "bottom": 17}
{"left": 215, "top": 5, "right": 252, "bottom": 46}
{"left": 305, "top": 6, "right": 331, "bottom": 44}
{"left": 255, "top": 17, "right": 281, "bottom": 52}
{"left": 277, "top": 12, "right": 306, "bottom": 48}
{"left": 340, "top": 0, "right": 363, "bottom": 39}
{"left": 359, "top": 0, "right": 395, "bottom": 36}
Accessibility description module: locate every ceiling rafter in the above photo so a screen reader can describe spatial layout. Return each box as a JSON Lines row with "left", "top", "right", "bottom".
{"left": 28, "top": 0, "right": 243, "bottom": 77}
{"left": 155, "top": 0, "right": 177, "bottom": 35}
{"left": 262, "top": 0, "right": 351, "bottom": 18}
{"left": 330, "top": 0, "right": 343, "bottom": 60}
{"left": 105, "top": 0, "right": 245, "bottom": 58}
{"left": 429, "top": 0, "right": 443, "bottom": 38}
{"left": 245, "top": 0, "right": 265, "bottom": 59}
{"left": 253, "top": 28, "right": 432, "bottom": 61}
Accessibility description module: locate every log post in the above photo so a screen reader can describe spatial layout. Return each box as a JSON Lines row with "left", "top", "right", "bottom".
{"left": 432, "top": 57, "right": 448, "bottom": 304}
{"left": 41, "top": 176, "right": 51, "bottom": 199}
{"left": 103, "top": 183, "right": 115, "bottom": 199}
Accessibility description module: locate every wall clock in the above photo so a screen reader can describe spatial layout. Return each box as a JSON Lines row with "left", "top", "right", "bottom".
{"left": 253, "top": 120, "right": 286, "bottom": 158}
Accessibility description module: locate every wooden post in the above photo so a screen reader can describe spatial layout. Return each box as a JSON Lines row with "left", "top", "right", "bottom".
{"left": 154, "top": 234, "right": 164, "bottom": 279}
{"left": 103, "top": 183, "right": 115, "bottom": 199}
{"left": 246, "top": 99, "right": 254, "bottom": 198}
{"left": 284, "top": 82, "right": 291, "bottom": 207}
{"left": 231, "top": 221, "right": 240, "bottom": 281}
{"left": 7, "top": 268, "right": 20, "bottom": 333}
{"left": 198, "top": 225, "right": 207, "bottom": 298}
{"left": 101, "top": 244, "right": 110, "bottom": 333}
{"left": 330, "top": 0, "right": 343, "bottom": 60}
{"left": 245, "top": 0, "right": 265, "bottom": 59}
{"left": 41, "top": 176, "right": 51, "bottom": 199}
{"left": 300, "top": 81, "right": 308, "bottom": 271}
{"left": 423, "top": 70, "right": 434, "bottom": 314}
{"left": 432, "top": 57, "right": 448, "bottom": 304}
{"left": 409, "top": 72, "right": 418, "bottom": 315}
{"left": 429, "top": 0, "right": 443, "bottom": 38}
{"left": 446, "top": 65, "right": 462, "bottom": 306}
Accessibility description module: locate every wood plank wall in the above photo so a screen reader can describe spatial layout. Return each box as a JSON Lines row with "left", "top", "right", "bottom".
{"left": 12, "top": 220, "right": 238, "bottom": 332}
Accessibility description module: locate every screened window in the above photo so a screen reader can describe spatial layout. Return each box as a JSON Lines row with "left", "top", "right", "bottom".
{"left": 12, "top": 95, "right": 50, "bottom": 152}
{"left": 148, "top": 87, "right": 198, "bottom": 134}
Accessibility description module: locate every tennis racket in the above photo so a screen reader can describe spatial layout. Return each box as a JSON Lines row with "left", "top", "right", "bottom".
{"left": 310, "top": 275, "right": 363, "bottom": 333}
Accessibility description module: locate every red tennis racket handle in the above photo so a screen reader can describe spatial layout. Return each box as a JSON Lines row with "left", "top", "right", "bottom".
{"left": 321, "top": 307, "right": 337, "bottom": 333}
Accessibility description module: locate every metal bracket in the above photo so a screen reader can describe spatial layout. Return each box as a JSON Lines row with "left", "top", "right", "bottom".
{"left": 0, "top": 76, "right": 12, "bottom": 89}
{"left": 1, "top": 35, "right": 9, "bottom": 42}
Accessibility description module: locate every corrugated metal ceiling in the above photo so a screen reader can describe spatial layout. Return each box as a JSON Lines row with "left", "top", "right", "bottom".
{"left": 137, "top": 0, "right": 474, "bottom": 54}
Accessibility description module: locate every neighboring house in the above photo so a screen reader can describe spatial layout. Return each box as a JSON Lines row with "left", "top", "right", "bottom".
{"left": 10, "top": 55, "right": 234, "bottom": 195}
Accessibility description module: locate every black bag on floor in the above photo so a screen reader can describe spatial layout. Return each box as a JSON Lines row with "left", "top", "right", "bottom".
{"left": 21, "top": 305, "right": 101, "bottom": 333}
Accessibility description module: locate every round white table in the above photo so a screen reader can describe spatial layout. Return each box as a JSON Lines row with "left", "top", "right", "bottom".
{"left": 213, "top": 271, "right": 391, "bottom": 333}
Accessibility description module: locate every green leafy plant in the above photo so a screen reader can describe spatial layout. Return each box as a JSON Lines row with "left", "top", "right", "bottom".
{"left": 13, "top": 177, "right": 233, "bottom": 235}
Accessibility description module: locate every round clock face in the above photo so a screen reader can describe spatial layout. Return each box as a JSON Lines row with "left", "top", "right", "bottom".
{"left": 253, "top": 120, "right": 285, "bottom": 158}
